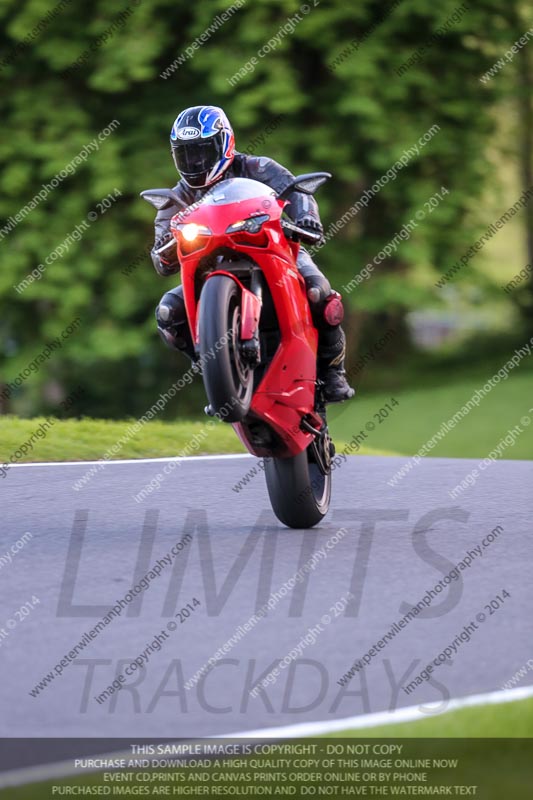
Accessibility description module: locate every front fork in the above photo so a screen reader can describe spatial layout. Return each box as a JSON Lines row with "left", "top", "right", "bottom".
{"left": 240, "top": 268, "right": 263, "bottom": 367}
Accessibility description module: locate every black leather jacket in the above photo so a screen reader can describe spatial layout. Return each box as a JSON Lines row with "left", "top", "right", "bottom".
{"left": 151, "top": 152, "right": 323, "bottom": 276}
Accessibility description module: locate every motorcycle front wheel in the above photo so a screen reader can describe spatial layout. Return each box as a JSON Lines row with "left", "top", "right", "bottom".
{"left": 199, "top": 274, "right": 254, "bottom": 423}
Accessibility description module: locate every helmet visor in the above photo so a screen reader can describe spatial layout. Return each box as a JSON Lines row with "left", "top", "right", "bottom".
{"left": 172, "top": 135, "right": 224, "bottom": 178}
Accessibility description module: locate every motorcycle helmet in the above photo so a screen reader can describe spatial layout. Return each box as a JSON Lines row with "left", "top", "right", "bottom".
{"left": 170, "top": 105, "right": 235, "bottom": 189}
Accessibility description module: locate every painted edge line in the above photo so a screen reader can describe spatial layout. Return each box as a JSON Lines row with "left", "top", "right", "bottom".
{"left": 6, "top": 454, "right": 532, "bottom": 471}
{"left": 1, "top": 684, "right": 532, "bottom": 789}
{"left": 225, "top": 682, "right": 533, "bottom": 739}
{"left": 3, "top": 453, "right": 405, "bottom": 470}
{"left": 6, "top": 453, "right": 253, "bottom": 469}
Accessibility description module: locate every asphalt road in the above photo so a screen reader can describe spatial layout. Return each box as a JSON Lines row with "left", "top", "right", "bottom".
{"left": 1, "top": 454, "right": 532, "bottom": 747}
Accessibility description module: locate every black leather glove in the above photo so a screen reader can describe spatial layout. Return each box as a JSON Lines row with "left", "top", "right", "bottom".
{"left": 154, "top": 233, "right": 177, "bottom": 264}
{"left": 297, "top": 215, "right": 324, "bottom": 244}
{"left": 151, "top": 233, "right": 180, "bottom": 276}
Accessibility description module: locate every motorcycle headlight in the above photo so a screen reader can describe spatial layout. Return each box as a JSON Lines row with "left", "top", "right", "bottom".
{"left": 172, "top": 222, "right": 212, "bottom": 241}
{"left": 225, "top": 214, "right": 270, "bottom": 235}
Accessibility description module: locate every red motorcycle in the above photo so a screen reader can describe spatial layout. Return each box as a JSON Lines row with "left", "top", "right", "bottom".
{"left": 141, "top": 173, "right": 335, "bottom": 528}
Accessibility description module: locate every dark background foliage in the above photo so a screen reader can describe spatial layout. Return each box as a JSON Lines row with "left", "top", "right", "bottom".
{"left": 0, "top": 0, "right": 531, "bottom": 418}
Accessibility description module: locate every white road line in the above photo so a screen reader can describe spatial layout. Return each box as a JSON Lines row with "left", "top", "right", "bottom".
{"left": 6, "top": 453, "right": 253, "bottom": 469}
{"left": 226, "top": 682, "right": 533, "bottom": 738}
{"left": 1, "top": 684, "right": 532, "bottom": 788}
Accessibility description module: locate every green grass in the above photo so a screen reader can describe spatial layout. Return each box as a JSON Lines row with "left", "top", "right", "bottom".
{"left": 329, "top": 696, "right": 533, "bottom": 738}
{"left": 2, "top": 698, "right": 531, "bottom": 799}
{"left": 2, "top": 367, "right": 533, "bottom": 464}
{"left": 0, "top": 414, "right": 388, "bottom": 464}
{"left": 322, "top": 697, "right": 533, "bottom": 799}
{"left": 2, "top": 364, "right": 532, "bottom": 464}
{"left": 329, "top": 367, "right": 533, "bottom": 460}
{"left": 0, "top": 415, "right": 244, "bottom": 463}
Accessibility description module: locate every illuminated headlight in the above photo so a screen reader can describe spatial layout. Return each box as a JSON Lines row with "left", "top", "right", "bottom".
{"left": 172, "top": 222, "right": 212, "bottom": 241}
{"left": 225, "top": 214, "right": 270, "bottom": 235}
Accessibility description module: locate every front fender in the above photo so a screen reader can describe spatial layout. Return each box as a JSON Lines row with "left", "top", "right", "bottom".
{"left": 205, "top": 270, "right": 262, "bottom": 341}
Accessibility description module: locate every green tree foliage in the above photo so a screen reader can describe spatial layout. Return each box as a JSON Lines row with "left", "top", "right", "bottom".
{"left": 0, "top": 0, "right": 529, "bottom": 416}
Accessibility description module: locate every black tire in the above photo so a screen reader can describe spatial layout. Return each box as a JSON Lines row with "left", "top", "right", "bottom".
{"left": 264, "top": 446, "right": 331, "bottom": 528}
{"left": 199, "top": 274, "right": 254, "bottom": 422}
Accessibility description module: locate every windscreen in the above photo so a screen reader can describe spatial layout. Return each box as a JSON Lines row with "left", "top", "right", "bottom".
{"left": 201, "top": 177, "right": 276, "bottom": 206}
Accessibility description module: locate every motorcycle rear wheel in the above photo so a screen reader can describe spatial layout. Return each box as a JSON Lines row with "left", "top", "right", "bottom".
{"left": 199, "top": 274, "right": 254, "bottom": 423}
{"left": 264, "top": 445, "right": 331, "bottom": 529}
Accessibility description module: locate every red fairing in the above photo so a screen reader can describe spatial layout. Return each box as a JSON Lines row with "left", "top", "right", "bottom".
{"left": 170, "top": 177, "right": 321, "bottom": 458}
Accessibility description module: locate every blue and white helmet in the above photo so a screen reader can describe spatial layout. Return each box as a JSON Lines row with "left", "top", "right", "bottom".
{"left": 170, "top": 105, "right": 235, "bottom": 189}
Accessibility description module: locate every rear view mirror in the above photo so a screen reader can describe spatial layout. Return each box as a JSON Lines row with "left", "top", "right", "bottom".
{"left": 277, "top": 172, "right": 332, "bottom": 200}
{"left": 140, "top": 189, "right": 184, "bottom": 210}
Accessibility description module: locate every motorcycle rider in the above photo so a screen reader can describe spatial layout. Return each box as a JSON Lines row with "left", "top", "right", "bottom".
{"left": 152, "top": 105, "right": 355, "bottom": 403}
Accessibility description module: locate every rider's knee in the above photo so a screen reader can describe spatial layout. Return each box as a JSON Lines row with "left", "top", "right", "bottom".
{"left": 304, "top": 272, "right": 331, "bottom": 307}
{"left": 156, "top": 289, "right": 193, "bottom": 354}
{"left": 155, "top": 289, "right": 186, "bottom": 330}
{"left": 302, "top": 275, "right": 344, "bottom": 329}
{"left": 297, "top": 254, "right": 332, "bottom": 315}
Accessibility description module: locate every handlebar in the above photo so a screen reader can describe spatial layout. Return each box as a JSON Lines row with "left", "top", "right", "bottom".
{"left": 154, "top": 220, "right": 321, "bottom": 252}
{"left": 154, "top": 238, "right": 177, "bottom": 256}
{"left": 280, "top": 219, "right": 323, "bottom": 245}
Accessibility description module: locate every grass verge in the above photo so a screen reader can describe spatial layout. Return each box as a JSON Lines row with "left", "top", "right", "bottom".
{"left": 0, "top": 415, "right": 390, "bottom": 464}
{"left": 329, "top": 368, "right": 533, "bottom": 460}
{"left": 2, "top": 698, "right": 531, "bottom": 799}
{"left": 2, "top": 366, "right": 531, "bottom": 464}
{"left": 328, "top": 694, "right": 533, "bottom": 738}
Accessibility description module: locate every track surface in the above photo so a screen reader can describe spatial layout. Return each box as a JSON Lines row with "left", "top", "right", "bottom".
{"left": 1, "top": 454, "right": 532, "bottom": 743}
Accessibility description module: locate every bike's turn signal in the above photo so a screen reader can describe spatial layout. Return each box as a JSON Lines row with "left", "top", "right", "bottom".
{"left": 225, "top": 214, "right": 270, "bottom": 235}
